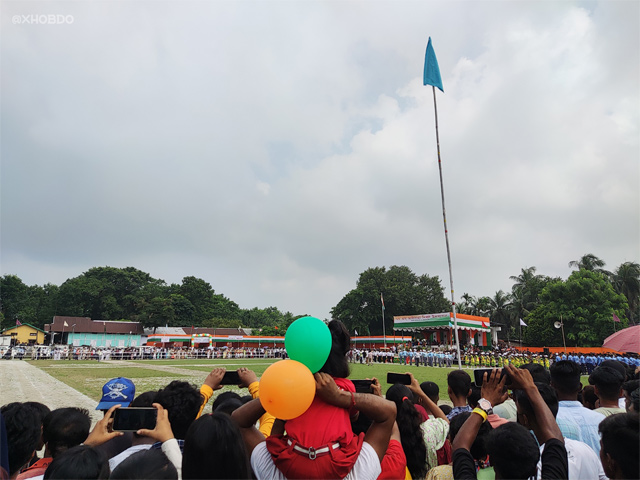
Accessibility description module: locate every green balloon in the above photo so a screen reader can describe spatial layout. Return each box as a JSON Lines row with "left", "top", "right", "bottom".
{"left": 285, "top": 316, "right": 332, "bottom": 373}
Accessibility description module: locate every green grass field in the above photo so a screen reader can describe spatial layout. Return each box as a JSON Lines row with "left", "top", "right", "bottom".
{"left": 29, "top": 359, "right": 590, "bottom": 412}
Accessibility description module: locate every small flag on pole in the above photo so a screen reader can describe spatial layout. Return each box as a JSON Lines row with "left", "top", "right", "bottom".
{"left": 423, "top": 37, "right": 444, "bottom": 92}
{"left": 613, "top": 313, "right": 621, "bottom": 323}
{"left": 63, "top": 321, "right": 69, "bottom": 327}
{"left": 381, "top": 293, "right": 385, "bottom": 311}
{"left": 15, "top": 319, "right": 22, "bottom": 326}
{"left": 481, "top": 321, "right": 489, "bottom": 329}
{"left": 520, "top": 318, "right": 527, "bottom": 327}
{"left": 355, "top": 329, "right": 358, "bottom": 336}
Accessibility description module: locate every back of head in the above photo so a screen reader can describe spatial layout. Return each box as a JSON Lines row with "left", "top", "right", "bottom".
{"left": 43, "top": 407, "right": 91, "bottom": 458}
{"left": 182, "top": 413, "right": 250, "bottom": 479}
{"left": 130, "top": 391, "right": 157, "bottom": 408}
{"left": 420, "top": 381, "right": 439, "bottom": 403}
{"left": 549, "top": 360, "right": 582, "bottom": 396}
{"left": 155, "top": 381, "right": 204, "bottom": 439}
{"left": 43, "top": 445, "right": 109, "bottom": 480}
{"left": 1, "top": 402, "right": 41, "bottom": 475}
{"left": 449, "top": 412, "right": 493, "bottom": 461}
{"left": 589, "top": 366, "right": 625, "bottom": 401}
{"left": 214, "top": 398, "right": 243, "bottom": 415}
{"left": 599, "top": 360, "right": 627, "bottom": 379}
{"left": 211, "top": 391, "right": 241, "bottom": 412}
{"left": 515, "top": 383, "right": 559, "bottom": 422}
{"left": 110, "top": 448, "right": 177, "bottom": 480}
{"left": 486, "top": 422, "right": 539, "bottom": 480}
{"left": 384, "top": 384, "right": 427, "bottom": 478}
{"left": 319, "top": 320, "right": 350, "bottom": 378}
{"left": 447, "top": 370, "right": 471, "bottom": 398}
{"left": 468, "top": 383, "right": 481, "bottom": 409}
{"left": 599, "top": 413, "right": 639, "bottom": 480}
{"left": 439, "top": 404, "right": 452, "bottom": 416}
{"left": 581, "top": 385, "right": 598, "bottom": 409}
{"left": 520, "top": 363, "right": 551, "bottom": 384}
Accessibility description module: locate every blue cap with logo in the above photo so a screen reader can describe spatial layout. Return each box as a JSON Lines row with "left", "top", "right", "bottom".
{"left": 96, "top": 377, "right": 135, "bottom": 410}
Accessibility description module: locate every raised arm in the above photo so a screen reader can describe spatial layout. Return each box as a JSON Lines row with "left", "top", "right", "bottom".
{"left": 407, "top": 372, "right": 448, "bottom": 422}
{"left": 315, "top": 372, "right": 396, "bottom": 462}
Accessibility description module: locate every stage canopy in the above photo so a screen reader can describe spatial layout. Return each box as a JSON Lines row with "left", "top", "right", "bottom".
{"left": 393, "top": 313, "right": 490, "bottom": 333}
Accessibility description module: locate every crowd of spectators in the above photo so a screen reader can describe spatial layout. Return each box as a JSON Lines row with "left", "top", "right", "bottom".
{"left": 1, "top": 320, "right": 639, "bottom": 480}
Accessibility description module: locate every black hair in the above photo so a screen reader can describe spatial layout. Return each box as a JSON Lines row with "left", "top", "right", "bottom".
{"left": 520, "top": 363, "right": 551, "bottom": 384}
{"left": 319, "top": 320, "right": 351, "bottom": 378}
{"left": 485, "top": 422, "right": 540, "bottom": 480}
{"left": 468, "top": 383, "right": 481, "bottom": 409}
{"left": 549, "top": 360, "right": 582, "bottom": 395}
{"left": 449, "top": 412, "right": 493, "bottom": 461}
{"left": 589, "top": 366, "right": 625, "bottom": 401}
{"left": 1, "top": 402, "right": 41, "bottom": 474}
{"left": 43, "top": 407, "right": 91, "bottom": 458}
{"left": 43, "top": 445, "right": 109, "bottom": 480}
{"left": 599, "top": 359, "right": 627, "bottom": 379}
{"left": 515, "top": 383, "right": 559, "bottom": 420}
{"left": 23, "top": 402, "right": 51, "bottom": 450}
{"left": 420, "top": 381, "right": 439, "bottom": 403}
{"left": 130, "top": 391, "right": 157, "bottom": 408}
{"left": 385, "top": 384, "right": 428, "bottom": 478}
{"left": 182, "top": 413, "right": 250, "bottom": 479}
{"left": 23, "top": 402, "right": 52, "bottom": 423}
{"left": 155, "top": 381, "right": 204, "bottom": 439}
{"left": 109, "top": 448, "right": 177, "bottom": 480}
{"left": 581, "top": 385, "right": 598, "bottom": 409}
{"left": 599, "top": 413, "right": 639, "bottom": 480}
{"left": 439, "top": 404, "right": 452, "bottom": 416}
{"left": 622, "top": 379, "right": 640, "bottom": 394}
{"left": 447, "top": 370, "right": 471, "bottom": 398}
{"left": 213, "top": 399, "right": 243, "bottom": 415}
{"left": 211, "top": 392, "right": 241, "bottom": 412}
{"left": 631, "top": 389, "right": 640, "bottom": 412}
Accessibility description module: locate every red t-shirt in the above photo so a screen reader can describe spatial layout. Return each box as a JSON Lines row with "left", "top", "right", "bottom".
{"left": 378, "top": 440, "right": 407, "bottom": 480}
{"left": 266, "top": 377, "right": 364, "bottom": 479}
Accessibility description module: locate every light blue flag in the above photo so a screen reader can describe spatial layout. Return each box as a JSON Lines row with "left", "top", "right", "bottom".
{"left": 423, "top": 37, "right": 444, "bottom": 92}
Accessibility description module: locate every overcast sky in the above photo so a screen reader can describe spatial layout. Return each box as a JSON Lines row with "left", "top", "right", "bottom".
{"left": 1, "top": 1, "right": 638, "bottom": 320}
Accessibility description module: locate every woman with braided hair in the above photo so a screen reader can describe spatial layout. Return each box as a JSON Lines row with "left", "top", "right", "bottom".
{"left": 386, "top": 384, "right": 428, "bottom": 479}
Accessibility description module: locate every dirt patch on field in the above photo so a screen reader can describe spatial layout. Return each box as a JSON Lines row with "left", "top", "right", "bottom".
{"left": 0, "top": 360, "right": 104, "bottom": 425}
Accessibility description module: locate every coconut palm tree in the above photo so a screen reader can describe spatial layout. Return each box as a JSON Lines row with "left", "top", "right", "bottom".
{"left": 568, "top": 254, "right": 610, "bottom": 276}
{"left": 488, "top": 290, "right": 513, "bottom": 342}
{"left": 611, "top": 261, "right": 640, "bottom": 325}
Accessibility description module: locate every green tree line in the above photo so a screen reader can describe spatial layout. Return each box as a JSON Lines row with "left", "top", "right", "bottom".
{"left": 1, "top": 254, "right": 638, "bottom": 346}
{"left": 0, "top": 267, "right": 302, "bottom": 334}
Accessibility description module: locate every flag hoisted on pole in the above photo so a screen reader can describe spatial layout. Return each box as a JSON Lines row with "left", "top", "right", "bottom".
{"left": 423, "top": 37, "right": 462, "bottom": 369}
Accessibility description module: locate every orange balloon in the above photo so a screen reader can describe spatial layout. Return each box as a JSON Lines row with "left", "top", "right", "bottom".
{"left": 259, "top": 359, "right": 315, "bottom": 420}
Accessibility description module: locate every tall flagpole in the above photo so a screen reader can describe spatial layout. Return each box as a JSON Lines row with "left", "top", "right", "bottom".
{"left": 424, "top": 37, "right": 462, "bottom": 369}
{"left": 431, "top": 85, "right": 462, "bottom": 370}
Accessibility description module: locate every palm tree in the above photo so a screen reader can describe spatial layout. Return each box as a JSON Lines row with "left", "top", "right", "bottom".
{"left": 568, "top": 254, "right": 610, "bottom": 276}
{"left": 488, "top": 290, "right": 513, "bottom": 342}
{"left": 611, "top": 261, "right": 640, "bottom": 325}
{"left": 509, "top": 267, "right": 543, "bottom": 323}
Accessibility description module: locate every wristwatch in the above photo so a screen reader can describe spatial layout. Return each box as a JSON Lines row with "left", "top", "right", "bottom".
{"left": 477, "top": 398, "right": 493, "bottom": 415}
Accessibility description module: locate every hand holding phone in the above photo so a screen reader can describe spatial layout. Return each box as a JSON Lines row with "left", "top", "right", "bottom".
{"left": 473, "top": 368, "right": 510, "bottom": 387}
{"left": 113, "top": 407, "right": 157, "bottom": 431}
{"left": 386, "top": 372, "right": 411, "bottom": 385}
{"left": 220, "top": 370, "right": 241, "bottom": 385}
{"left": 352, "top": 379, "right": 374, "bottom": 393}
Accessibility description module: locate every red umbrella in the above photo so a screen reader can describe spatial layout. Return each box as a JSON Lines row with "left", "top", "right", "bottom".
{"left": 602, "top": 325, "right": 640, "bottom": 354}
